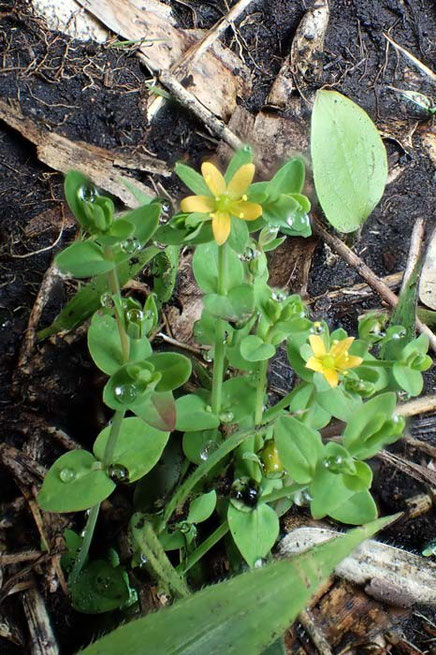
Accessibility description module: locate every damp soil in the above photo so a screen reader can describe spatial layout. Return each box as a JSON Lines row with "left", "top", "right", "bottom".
{"left": 1, "top": 0, "right": 436, "bottom": 653}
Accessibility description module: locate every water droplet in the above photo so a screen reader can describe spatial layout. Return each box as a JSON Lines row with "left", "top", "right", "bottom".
{"left": 239, "top": 246, "right": 260, "bottom": 262}
{"left": 180, "top": 521, "right": 191, "bottom": 534}
{"left": 100, "top": 292, "right": 114, "bottom": 309}
{"left": 126, "top": 308, "right": 144, "bottom": 323}
{"left": 272, "top": 290, "right": 287, "bottom": 302}
{"left": 95, "top": 575, "right": 112, "bottom": 593}
{"left": 230, "top": 477, "right": 260, "bottom": 511}
{"left": 293, "top": 489, "right": 312, "bottom": 506}
{"left": 286, "top": 216, "right": 294, "bottom": 228}
{"left": 199, "top": 440, "right": 217, "bottom": 461}
{"left": 219, "top": 411, "right": 234, "bottom": 424}
{"left": 323, "top": 455, "right": 344, "bottom": 473}
{"left": 59, "top": 467, "right": 76, "bottom": 483}
{"left": 78, "top": 184, "right": 96, "bottom": 202}
{"left": 120, "top": 238, "right": 141, "bottom": 254}
{"left": 139, "top": 554, "right": 148, "bottom": 566}
{"left": 310, "top": 322, "right": 325, "bottom": 334}
{"left": 114, "top": 383, "right": 138, "bottom": 403}
{"left": 108, "top": 463, "right": 130, "bottom": 483}
{"left": 202, "top": 350, "right": 213, "bottom": 362}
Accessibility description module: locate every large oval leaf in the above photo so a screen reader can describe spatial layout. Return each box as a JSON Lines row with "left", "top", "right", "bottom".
{"left": 311, "top": 90, "right": 387, "bottom": 233}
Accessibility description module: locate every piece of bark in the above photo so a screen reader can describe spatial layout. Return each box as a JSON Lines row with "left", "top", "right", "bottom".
{"left": 286, "top": 580, "right": 407, "bottom": 654}
{"left": 267, "top": 0, "right": 330, "bottom": 108}
{"left": 280, "top": 527, "right": 436, "bottom": 607}
{"left": 75, "top": 0, "right": 251, "bottom": 120}
{"left": 21, "top": 581, "right": 59, "bottom": 655}
{"left": 267, "top": 236, "right": 319, "bottom": 297}
{"left": 0, "top": 98, "right": 162, "bottom": 207}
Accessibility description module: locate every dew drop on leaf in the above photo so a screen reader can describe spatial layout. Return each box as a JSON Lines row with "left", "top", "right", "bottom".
{"left": 199, "top": 440, "right": 218, "bottom": 461}
{"left": 120, "top": 238, "right": 141, "bottom": 255}
{"left": 78, "top": 184, "right": 96, "bottom": 202}
{"left": 219, "top": 411, "right": 234, "bottom": 424}
{"left": 59, "top": 467, "right": 76, "bottom": 483}
{"left": 114, "top": 384, "right": 138, "bottom": 404}
{"left": 108, "top": 463, "right": 130, "bottom": 483}
{"left": 100, "top": 293, "right": 114, "bottom": 309}
{"left": 126, "top": 309, "right": 144, "bottom": 323}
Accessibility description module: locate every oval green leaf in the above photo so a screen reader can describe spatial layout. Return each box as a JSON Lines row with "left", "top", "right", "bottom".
{"left": 311, "top": 90, "right": 388, "bottom": 233}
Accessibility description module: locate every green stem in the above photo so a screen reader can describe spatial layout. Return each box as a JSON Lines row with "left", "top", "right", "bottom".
{"left": 69, "top": 503, "right": 100, "bottom": 586}
{"left": 105, "top": 248, "right": 130, "bottom": 362}
{"left": 211, "top": 244, "right": 228, "bottom": 416}
{"left": 176, "top": 521, "right": 229, "bottom": 575}
{"left": 161, "top": 424, "right": 269, "bottom": 527}
{"left": 102, "top": 409, "right": 126, "bottom": 469}
{"left": 70, "top": 255, "right": 129, "bottom": 585}
{"left": 255, "top": 359, "right": 269, "bottom": 425}
{"left": 132, "top": 518, "right": 189, "bottom": 598}
{"left": 260, "top": 483, "right": 305, "bottom": 505}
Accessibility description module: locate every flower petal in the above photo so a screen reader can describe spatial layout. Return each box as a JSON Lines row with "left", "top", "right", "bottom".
{"left": 231, "top": 201, "right": 263, "bottom": 221}
{"left": 336, "top": 355, "right": 363, "bottom": 370}
{"left": 322, "top": 368, "right": 339, "bottom": 388}
{"left": 201, "top": 162, "right": 226, "bottom": 197}
{"left": 309, "top": 335, "right": 326, "bottom": 358}
{"left": 212, "top": 212, "right": 231, "bottom": 245}
{"left": 330, "top": 337, "right": 354, "bottom": 358}
{"left": 180, "top": 195, "right": 215, "bottom": 214}
{"left": 305, "top": 356, "right": 324, "bottom": 373}
{"left": 227, "top": 163, "right": 255, "bottom": 197}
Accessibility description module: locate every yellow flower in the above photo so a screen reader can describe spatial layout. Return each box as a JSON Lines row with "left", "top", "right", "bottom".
{"left": 305, "top": 335, "right": 363, "bottom": 388}
{"left": 180, "top": 162, "right": 262, "bottom": 246}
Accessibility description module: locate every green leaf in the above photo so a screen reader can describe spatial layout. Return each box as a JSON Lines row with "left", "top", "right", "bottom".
{"left": 343, "top": 392, "right": 397, "bottom": 459}
{"left": 152, "top": 246, "right": 179, "bottom": 303}
{"left": 274, "top": 416, "right": 324, "bottom": 484}
{"left": 227, "top": 217, "right": 249, "bottom": 254}
{"left": 147, "top": 352, "right": 192, "bottom": 392}
{"left": 221, "top": 376, "right": 257, "bottom": 423}
{"left": 38, "top": 246, "right": 160, "bottom": 339}
{"left": 37, "top": 450, "right": 115, "bottom": 513}
{"left": 175, "top": 395, "right": 220, "bottom": 432}
{"left": 55, "top": 241, "right": 114, "bottom": 278}
{"left": 228, "top": 502, "right": 279, "bottom": 567}
{"left": 269, "top": 158, "right": 305, "bottom": 195}
{"left": 224, "top": 146, "right": 253, "bottom": 183}
{"left": 93, "top": 417, "right": 169, "bottom": 482}
{"left": 311, "top": 90, "right": 388, "bottom": 233}
{"left": 328, "top": 490, "right": 378, "bottom": 524}
{"left": 132, "top": 391, "right": 177, "bottom": 432}
{"left": 122, "top": 203, "right": 160, "bottom": 244}
{"left": 187, "top": 490, "right": 217, "bottom": 524}
{"left": 80, "top": 516, "right": 397, "bottom": 655}
{"left": 88, "top": 313, "right": 151, "bottom": 375}
{"left": 316, "top": 386, "right": 362, "bottom": 422}
{"left": 240, "top": 335, "right": 275, "bottom": 362}
{"left": 392, "top": 363, "right": 423, "bottom": 396}
{"left": 64, "top": 171, "right": 94, "bottom": 227}
{"left": 204, "top": 284, "right": 254, "bottom": 322}
{"left": 175, "top": 162, "right": 210, "bottom": 195}
{"left": 193, "top": 243, "right": 243, "bottom": 294}
{"left": 182, "top": 430, "right": 221, "bottom": 465}
{"left": 310, "top": 468, "right": 354, "bottom": 519}
{"left": 70, "top": 560, "right": 130, "bottom": 614}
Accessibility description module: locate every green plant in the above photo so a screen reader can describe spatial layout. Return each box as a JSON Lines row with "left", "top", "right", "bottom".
{"left": 36, "top": 90, "right": 432, "bottom": 649}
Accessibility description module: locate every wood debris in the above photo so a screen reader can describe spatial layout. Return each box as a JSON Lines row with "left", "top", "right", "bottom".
{"left": 0, "top": 98, "right": 164, "bottom": 207}
{"left": 75, "top": 0, "right": 251, "bottom": 120}
{"left": 280, "top": 527, "right": 436, "bottom": 607}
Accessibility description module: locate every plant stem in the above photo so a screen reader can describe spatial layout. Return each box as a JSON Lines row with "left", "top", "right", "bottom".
{"left": 260, "top": 483, "right": 305, "bottom": 505}
{"left": 70, "top": 256, "right": 129, "bottom": 585}
{"left": 102, "top": 409, "right": 126, "bottom": 469}
{"left": 176, "top": 521, "right": 229, "bottom": 575}
{"left": 69, "top": 503, "right": 100, "bottom": 586}
{"left": 211, "top": 244, "right": 228, "bottom": 416}
{"left": 105, "top": 248, "right": 130, "bottom": 362}
{"left": 161, "top": 424, "right": 269, "bottom": 527}
{"left": 132, "top": 518, "right": 190, "bottom": 598}
{"left": 254, "top": 331, "right": 273, "bottom": 425}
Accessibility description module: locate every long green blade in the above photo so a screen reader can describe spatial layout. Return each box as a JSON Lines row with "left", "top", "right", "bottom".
{"left": 80, "top": 516, "right": 395, "bottom": 655}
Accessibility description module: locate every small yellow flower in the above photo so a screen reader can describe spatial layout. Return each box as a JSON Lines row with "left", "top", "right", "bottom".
{"left": 305, "top": 335, "right": 363, "bottom": 388}
{"left": 180, "top": 162, "right": 262, "bottom": 245}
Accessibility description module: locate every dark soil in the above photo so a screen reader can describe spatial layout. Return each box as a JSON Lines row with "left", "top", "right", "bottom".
{"left": 1, "top": 0, "right": 436, "bottom": 652}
